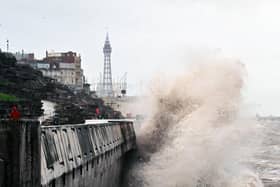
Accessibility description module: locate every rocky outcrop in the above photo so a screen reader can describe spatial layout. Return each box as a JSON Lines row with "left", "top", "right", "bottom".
{"left": 0, "top": 52, "right": 122, "bottom": 124}
{"left": 0, "top": 53, "right": 43, "bottom": 118}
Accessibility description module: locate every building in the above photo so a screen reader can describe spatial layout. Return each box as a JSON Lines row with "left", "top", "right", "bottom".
{"left": 14, "top": 50, "right": 85, "bottom": 90}
{"left": 14, "top": 51, "right": 38, "bottom": 69}
{"left": 43, "top": 51, "right": 84, "bottom": 89}
{"left": 14, "top": 51, "right": 35, "bottom": 62}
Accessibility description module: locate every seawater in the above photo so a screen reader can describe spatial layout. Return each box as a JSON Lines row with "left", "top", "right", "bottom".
{"left": 256, "top": 120, "right": 280, "bottom": 187}
{"left": 123, "top": 58, "right": 268, "bottom": 187}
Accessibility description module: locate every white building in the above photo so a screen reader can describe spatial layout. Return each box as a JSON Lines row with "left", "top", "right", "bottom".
{"left": 43, "top": 51, "right": 84, "bottom": 89}
{"left": 14, "top": 51, "right": 85, "bottom": 90}
{"left": 40, "top": 69, "right": 76, "bottom": 86}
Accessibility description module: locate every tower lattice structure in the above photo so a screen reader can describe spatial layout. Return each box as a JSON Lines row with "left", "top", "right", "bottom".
{"left": 102, "top": 33, "right": 113, "bottom": 97}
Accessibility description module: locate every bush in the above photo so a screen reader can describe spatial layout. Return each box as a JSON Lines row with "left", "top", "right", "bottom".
{"left": 0, "top": 52, "right": 16, "bottom": 65}
{"left": 0, "top": 93, "right": 19, "bottom": 102}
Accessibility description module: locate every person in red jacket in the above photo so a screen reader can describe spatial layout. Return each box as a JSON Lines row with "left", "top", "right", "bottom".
{"left": 10, "top": 106, "right": 20, "bottom": 120}
{"left": 95, "top": 107, "right": 101, "bottom": 119}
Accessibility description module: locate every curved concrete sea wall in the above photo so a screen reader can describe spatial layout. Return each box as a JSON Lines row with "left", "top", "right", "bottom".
{"left": 0, "top": 119, "right": 136, "bottom": 187}
{"left": 41, "top": 120, "right": 136, "bottom": 187}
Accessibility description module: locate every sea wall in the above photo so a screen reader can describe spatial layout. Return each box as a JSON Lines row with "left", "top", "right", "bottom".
{"left": 41, "top": 120, "right": 136, "bottom": 187}
{"left": 0, "top": 119, "right": 136, "bottom": 187}
{"left": 0, "top": 120, "right": 40, "bottom": 187}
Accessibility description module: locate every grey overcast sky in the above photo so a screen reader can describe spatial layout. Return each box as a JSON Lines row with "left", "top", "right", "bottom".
{"left": 1, "top": 0, "right": 280, "bottom": 115}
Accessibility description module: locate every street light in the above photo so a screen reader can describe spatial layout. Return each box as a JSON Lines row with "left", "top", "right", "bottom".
{"left": 6, "top": 39, "right": 9, "bottom": 52}
{"left": 0, "top": 24, "right": 2, "bottom": 52}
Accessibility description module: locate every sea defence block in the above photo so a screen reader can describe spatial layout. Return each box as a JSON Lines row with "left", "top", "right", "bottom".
{"left": 0, "top": 120, "right": 40, "bottom": 187}
{"left": 0, "top": 119, "right": 136, "bottom": 187}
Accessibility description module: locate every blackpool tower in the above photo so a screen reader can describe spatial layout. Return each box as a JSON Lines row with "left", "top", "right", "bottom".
{"left": 102, "top": 33, "right": 113, "bottom": 97}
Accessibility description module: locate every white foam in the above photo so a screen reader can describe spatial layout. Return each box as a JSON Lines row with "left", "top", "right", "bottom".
{"left": 131, "top": 56, "right": 264, "bottom": 187}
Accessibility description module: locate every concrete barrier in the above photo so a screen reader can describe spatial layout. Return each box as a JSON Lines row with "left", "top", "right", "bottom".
{"left": 41, "top": 119, "right": 136, "bottom": 187}
{"left": 0, "top": 119, "right": 136, "bottom": 187}
{"left": 0, "top": 120, "right": 41, "bottom": 187}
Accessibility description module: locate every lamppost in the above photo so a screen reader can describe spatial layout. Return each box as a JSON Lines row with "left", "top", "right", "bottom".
{"left": 6, "top": 39, "right": 9, "bottom": 52}
{"left": 0, "top": 24, "right": 2, "bottom": 52}
{"left": 0, "top": 24, "right": 8, "bottom": 52}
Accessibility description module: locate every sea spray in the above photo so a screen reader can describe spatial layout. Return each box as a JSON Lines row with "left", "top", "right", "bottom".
{"left": 126, "top": 56, "right": 263, "bottom": 187}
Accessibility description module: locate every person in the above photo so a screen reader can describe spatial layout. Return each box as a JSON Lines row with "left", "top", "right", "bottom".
{"left": 95, "top": 107, "right": 100, "bottom": 119}
{"left": 10, "top": 105, "right": 20, "bottom": 120}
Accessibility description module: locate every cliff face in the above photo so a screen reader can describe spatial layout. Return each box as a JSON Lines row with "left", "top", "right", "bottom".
{"left": 0, "top": 52, "right": 122, "bottom": 124}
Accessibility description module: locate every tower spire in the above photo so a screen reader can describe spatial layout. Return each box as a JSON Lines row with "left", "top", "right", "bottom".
{"left": 102, "top": 33, "right": 113, "bottom": 97}
{"left": 106, "top": 32, "right": 109, "bottom": 42}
